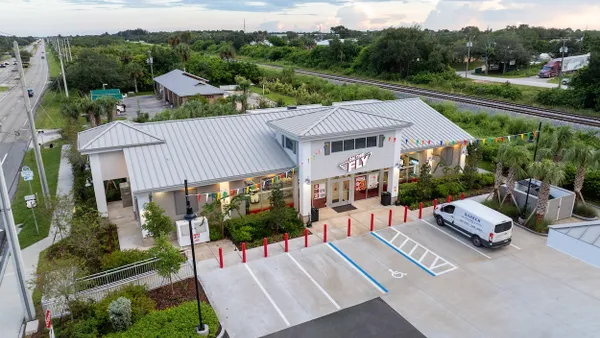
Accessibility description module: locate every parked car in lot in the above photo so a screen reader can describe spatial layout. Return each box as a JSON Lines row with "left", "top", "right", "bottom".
{"left": 433, "top": 199, "right": 513, "bottom": 248}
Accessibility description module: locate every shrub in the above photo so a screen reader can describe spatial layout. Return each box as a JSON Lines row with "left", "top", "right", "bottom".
{"left": 95, "top": 285, "right": 156, "bottom": 330}
{"left": 100, "top": 250, "right": 154, "bottom": 271}
{"left": 573, "top": 203, "right": 598, "bottom": 218}
{"left": 108, "top": 297, "right": 132, "bottom": 331}
{"left": 225, "top": 207, "right": 303, "bottom": 246}
{"left": 535, "top": 88, "right": 579, "bottom": 108}
{"left": 482, "top": 200, "right": 521, "bottom": 219}
{"left": 142, "top": 201, "right": 175, "bottom": 238}
{"left": 104, "top": 301, "right": 219, "bottom": 338}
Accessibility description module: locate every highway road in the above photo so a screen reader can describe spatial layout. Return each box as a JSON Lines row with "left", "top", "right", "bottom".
{"left": 0, "top": 40, "right": 49, "bottom": 198}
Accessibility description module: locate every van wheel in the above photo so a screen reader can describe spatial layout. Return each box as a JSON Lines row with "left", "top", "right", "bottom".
{"left": 435, "top": 215, "right": 444, "bottom": 226}
{"left": 471, "top": 236, "right": 482, "bottom": 247}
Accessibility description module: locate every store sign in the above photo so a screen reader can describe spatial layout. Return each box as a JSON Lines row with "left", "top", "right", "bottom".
{"left": 338, "top": 152, "right": 372, "bottom": 173}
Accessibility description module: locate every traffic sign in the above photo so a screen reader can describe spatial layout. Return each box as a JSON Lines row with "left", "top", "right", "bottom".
{"left": 21, "top": 166, "right": 34, "bottom": 181}
{"left": 24, "top": 194, "right": 35, "bottom": 201}
{"left": 45, "top": 309, "right": 52, "bottom": 329}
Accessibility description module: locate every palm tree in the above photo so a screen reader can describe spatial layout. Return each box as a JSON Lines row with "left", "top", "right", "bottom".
{"left": 498, "top": 143, "right": 530, "bottom": 207}
{"left": 168, "top": 36, "right": 180, "bottom": 48}
{"left": 78, "top": 98, "right": 99, "bottom": 127}
{"left": 527, "top": 159, "right": 565, "bottom": 223}
{"left": 60, "top": 97, "right": 82, "bottom": 121}
{"left": 565, "top": 142, "right": 600, "bottom": 204}
{"left": 487, "top": 151, "right": 505, "bottom": 203}
{"left": 539, "top": 126, "right": 573, "bottom": 162}
{"left": 175, "top": 44, "right": 191, "bottom": 71}
{"left": 95, "top": 96, "right": 118, "bottom": 123}
{"left": 234, "top": 75, "right": 251, "bottom": 113}
{"left": 126, "top": 63, "right": 145, "bottom": 93}
{"left": 218, "top": 44, "right": 235, "bottom": 60}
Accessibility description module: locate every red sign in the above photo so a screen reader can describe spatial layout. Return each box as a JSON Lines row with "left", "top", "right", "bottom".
{"left": 45, "top": 309, "right": 52, "bottom": 329}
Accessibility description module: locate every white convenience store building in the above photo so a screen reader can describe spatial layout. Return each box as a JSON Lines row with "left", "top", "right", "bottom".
{"left": 78, "top": 98, "right": 473, "bottom": 234}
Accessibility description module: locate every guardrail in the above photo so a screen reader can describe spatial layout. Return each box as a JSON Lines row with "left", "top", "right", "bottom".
{"left": 42, "top": 257, "right": 194, "bottom": 318}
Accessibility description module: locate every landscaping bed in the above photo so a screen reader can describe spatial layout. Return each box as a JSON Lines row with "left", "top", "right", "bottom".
{"left": 147, "top": 277, "right": 209, "bottom": 310}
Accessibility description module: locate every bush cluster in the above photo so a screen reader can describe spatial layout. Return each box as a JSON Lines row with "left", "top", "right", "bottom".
{"left": 398, "top": 173, "right": 495, "bottom": 207}
{"left": 226, "top": 207, "right": 304, "bottom": 247}
{"left": 100, "top": 249, "right": 154, "bottom": 271}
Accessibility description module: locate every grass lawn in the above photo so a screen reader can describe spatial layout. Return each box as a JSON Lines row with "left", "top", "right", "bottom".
{"left": 479, "top": 160, "right": 496, "bottom": 173}
{"left": 16, "top": 141, "right": 63, "bottom": 248}
{"left": 46, "top": 49, "right": 61, "bottom": 79}
{"left": 481, "top": 66, "right": 541, "bottom": 78}
{"left": 249, "top": 85, "right": 296, "bottom": 106}
{"left": 0, "top": 86, "right": 7, "bottom": 92}
{"left": 35, "top": 90, "right": 68, "bottom": 130}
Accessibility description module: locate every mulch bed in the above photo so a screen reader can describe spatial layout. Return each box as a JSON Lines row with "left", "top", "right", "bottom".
{"left": 147, "top": 277, "right": 209, "bottom": 310}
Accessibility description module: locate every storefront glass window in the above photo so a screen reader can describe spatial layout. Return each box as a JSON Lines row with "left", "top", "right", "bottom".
{"left": 344, "top": 139, "right": 355, "bottom": 151}
{"left": 400, "top": 154, "right": 419, "bottom": 184}
{"left": 355, "top": 171, "right": 380, "bottom": 201}
{"left": 331, "top": 141, "right": 343, "bottom": 153}
{"left": 246, "top": 176, "right": 294, "bottom": 214}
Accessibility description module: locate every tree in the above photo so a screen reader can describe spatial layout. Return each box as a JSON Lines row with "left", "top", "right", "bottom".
{"left": 95, "top": 96, "right": 119, "bottom": 123}
{"left": 150, "top": 235, "right": 185, "bottom": 294}
{"left": 60, "top": 96, "right": 83, "bottom": 121}
{"left": 64, "top": 50, "right": 126, "bottom": 93}
{"left": 218, "top": 43, "right": 235, "bottom": 60}
{"left": 234, "top": 75, "right": 251, "bottom": 113}
{"left": 415, "top": 162, "right": 433, "bottom": 200}
{"left": 498, "top": 143, "right": 530, "bottom": 207}
{"left": 175, "top": 43, "right": 191, "bottom": 70}
{"left": 488, "top": 151, "right": 505, "bottom": 203}
{"left": 168, "top": 35, "right": 180, "bottom": 48}
{"left": 268, "top": 183, "right": 286, "bottom": 232}
{"left": 201, "top": 194, "right": 244, "bottom": 237}
{"left": 69, "top": 209, "right": 103, "bottom": 263}
{"left": 539, "top": 126, "right": 573, "bottom": 162}
{"left": 331, "top": 25, "right": 351, "bottom": 39}
{"left": 463, "top": 143, "right": 482, "bottom": 189}
{"left": 564, "top": 142, "right": 600, "bottom": 204}
{"left": 527, "top": 160, "right": 565, "bottom": 223}
{"left": 569, "top": 40, "right": 600, "bottom": 111}
{"left": 125, "top": 62, "right": 145, "bottom": 93}
{"left": 77, "top": 97, "right": 100, "bottom": 127}
{"left": 142, "top": 201, "right": 175, "bottom": 238}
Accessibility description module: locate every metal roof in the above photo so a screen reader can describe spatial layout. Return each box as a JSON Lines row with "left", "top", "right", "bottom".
{"left": 550, "top": 221, "right": 600, "bottom": 249}
{"left": 78, "top": 98, "right": 473, "bottom": 193}
{"left": 153, "top": 69, "right": 225, "bottom": 97}
{"left": 78, "top": 121, "right": 165, "bottom": 154}
{"left": 347, "top": 98, "right": 474, "bottom": 151}
{"left": 266, "top": 106, "right": 412, "bottom": 140}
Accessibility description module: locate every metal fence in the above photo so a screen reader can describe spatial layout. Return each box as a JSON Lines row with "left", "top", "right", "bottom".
{"left": 42, "top": 258, "right": 194, "bottom": 318}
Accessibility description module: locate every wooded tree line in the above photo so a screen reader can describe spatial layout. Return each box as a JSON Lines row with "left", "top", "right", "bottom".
{"left": 0, "top": 35, "right": 36, "bottom": 53}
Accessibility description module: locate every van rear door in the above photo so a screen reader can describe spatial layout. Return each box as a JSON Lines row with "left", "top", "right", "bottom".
{"left": 493, "top": 221, "right": 512, "bottom": 243}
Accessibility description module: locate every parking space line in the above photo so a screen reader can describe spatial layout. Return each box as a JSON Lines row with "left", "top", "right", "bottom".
{"left": 286, "top": 253, "right": 341, "bottom": 310}
{"left": 418, "top": 249, "right": 429, "bottom": 263}
{"left": 419, "top": 219, "right": 492, "bottom": 260}
{"left": 398, "top": 237, "right": 409, "bottom": 249}
{"left": 371, "top": 232, "right": 437, "bottom": 277}
{"left": 510, "top": 244, "right": 521, "bottom": 250}
{"left": 390, "top": 232, "right": 401, "bottom": 243}
{"left": 327, "top": 243, "right": 388, "bottom": 294}
{"left": 408, "top": 245, "right": 418, "bottom": 256}
{"left": 244, "top": 264, "right": 291, "bottom": 327}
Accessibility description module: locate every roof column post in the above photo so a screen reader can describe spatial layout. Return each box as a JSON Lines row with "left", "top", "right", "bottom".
{"left": 89, "top": 154, "right": 108, "bottom": 217}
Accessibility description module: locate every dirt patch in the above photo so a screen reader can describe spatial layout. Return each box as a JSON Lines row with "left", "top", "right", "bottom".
{"left": 147, "top": 277, "right": 209, "bottom": 310}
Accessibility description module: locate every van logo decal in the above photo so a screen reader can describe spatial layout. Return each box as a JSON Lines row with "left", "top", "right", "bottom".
{"left": 464, "top": 212, "right": 481, "bottom": 223}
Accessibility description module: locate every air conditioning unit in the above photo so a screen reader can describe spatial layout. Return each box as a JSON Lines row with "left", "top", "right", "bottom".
{"left": 176, "top": 217, "right": 210, "bottom": 247}
{"left": 120, "top": 182, "right": 132, "bottom": 207}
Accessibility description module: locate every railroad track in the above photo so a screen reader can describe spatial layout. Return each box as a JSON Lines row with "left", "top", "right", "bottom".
{"left": 260, "top": 64, "right": 600, "bottom": 128}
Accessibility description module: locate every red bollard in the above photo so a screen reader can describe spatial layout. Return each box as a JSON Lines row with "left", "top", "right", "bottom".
{"left": 388, "top": 209, "right": 393, "bottom": 227}
{"left": 263, "top": 237, "right": 268, "bottom": 257}
{"left": 242, "top": 242, "right": 246, "bottom": 263}
{"left": 304, "top": 228, "right": 308, "bottom": 247}
{"left": 448, "top": 195, "right": 452, "bottom": 203}
{"left": 404, "top": 206, "right": 408, "bottom": 223}
{"left": 433, "top": 199, "right": 437, "bottom": 210}
{"left": 370, "top": 213, "right": 374, "bottom": 232}
{"left": 461, "top": 192, "right": 465, "bottom": 200}
{"left": 419, "top": 202, "right": 423, "bottom": 219}
{"left": 347, "top": 218, "right": 351, "bottom": 237}
{"left": 219, "top": 247, "right": 224, "bottom": 269}
{"left": 284, "top": 233, "right": 289, "bottom": 252}
{"left": 324, "top": 224, "right": 328, "bottom": 243}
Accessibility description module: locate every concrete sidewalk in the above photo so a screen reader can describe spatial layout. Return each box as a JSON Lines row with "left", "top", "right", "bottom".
{"left": 0, "top": 144, "right": 73, "bottom": 338}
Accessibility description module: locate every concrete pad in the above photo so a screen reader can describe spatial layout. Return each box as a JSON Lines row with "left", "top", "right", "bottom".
{"left": 383, "top": 285, "right": 484, "bottom": 338}
{"left": 198, "top": 263, "right": 287, "bottom": 338}
{"left": 286, "top": 234, "right": 320, "bottom": 251}
{"left": 350, "top": 211, "right": 387, "bottom": 231}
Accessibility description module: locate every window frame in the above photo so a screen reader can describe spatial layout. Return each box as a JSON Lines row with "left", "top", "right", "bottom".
{"left": 331, "top": 141, "right": 343, "bottom": 153}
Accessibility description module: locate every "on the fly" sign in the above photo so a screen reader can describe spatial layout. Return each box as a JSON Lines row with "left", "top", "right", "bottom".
{"left": 338, "top": 152, "right": 372, "bottom": 173}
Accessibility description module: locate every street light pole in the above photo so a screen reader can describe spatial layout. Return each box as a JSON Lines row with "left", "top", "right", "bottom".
{"left": 147, "top": 50, "right": 155, "bottom": 95}
{"left": 465, "top": 38, "right": 473, "bottom": 78}
{"left": 56, "top": 37, "right": 69, "bottom": 98}
{"left": 558, "top": 39, "right": 568, "bottom": 89}
{"left": 522, "top": 122, "right": 543, "bottom": 217}
{"left": 184, "top": 180, "right": 208, "bottom": 336}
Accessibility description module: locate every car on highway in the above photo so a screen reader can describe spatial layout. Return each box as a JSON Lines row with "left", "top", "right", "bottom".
{"left": 13, "top": 62, "right": 17, "bottom": 65}
{"left": 433, "top": 199, "right": 513, "bottom": 248}
{"left": 27, "top": 89, "right": 34, "bottom": 97}
{"left": 41, "top": 55, "right": 45, "bottom": 59}
{"left": 0, "top": 64, "right": 5, "bottom": 68}
{"left": 3, "top": 62, "right": 9, "bottom": 65}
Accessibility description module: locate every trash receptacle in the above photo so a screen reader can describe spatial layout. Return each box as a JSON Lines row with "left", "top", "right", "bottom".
{"left": 311, "top": 207, "right": 319, "bottom": 222}
{"left": 381, "top": 192, "right": 391, "bottom": 206}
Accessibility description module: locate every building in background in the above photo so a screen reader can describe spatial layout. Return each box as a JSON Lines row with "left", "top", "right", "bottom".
{"left": 153, "top": 69, "right": 225, "bottom": 106}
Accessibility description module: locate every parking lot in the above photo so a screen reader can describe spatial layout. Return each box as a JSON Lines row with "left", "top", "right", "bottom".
{"left": 121, "top": 94, "right": 169, "bottom": 119}
{"left": 197, "top": 214, "right": 600, "bottom": 338}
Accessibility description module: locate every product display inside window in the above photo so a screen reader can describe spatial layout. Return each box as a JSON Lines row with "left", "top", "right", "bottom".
{"left": 311, "top": 181, "right": 327, "bottom": 208}
{"left": 245, "top": 176, "right": 294, "bottom": 214}
{"left": 354, "top": 171, "right": 380, "bottom": 201}
{"left": 400, "top": 154, "right": 419, "bottom": 184}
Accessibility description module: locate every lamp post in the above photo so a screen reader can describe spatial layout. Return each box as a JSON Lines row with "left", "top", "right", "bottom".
{"left": 147, "top": 50, "right": 155, "bottom": 95}
{"left": 558, "top": 41, "right": 568, "bottom": 88}
{"left": 522, "top": 122, "right": 543, "bottom": 218}
{"left": 465, "top": 38, "right": 473, "bottom": 78}
{"left": 184, "top": 179, "right": 208, "bottom": 336}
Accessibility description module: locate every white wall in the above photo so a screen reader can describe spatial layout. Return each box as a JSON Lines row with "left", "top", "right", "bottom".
{"left": 548, "top": 229, "right": 600, "bottom": 268}
{"left": 99, "top": 151, "right": 129, "bottom": 180}
{"left": 89, "top": 154, "right": 108, "bottom": 216}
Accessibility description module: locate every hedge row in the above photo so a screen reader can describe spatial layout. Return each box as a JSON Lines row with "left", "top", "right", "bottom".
{"left": 398, "top": 173, "right": 495, "bottom": 207}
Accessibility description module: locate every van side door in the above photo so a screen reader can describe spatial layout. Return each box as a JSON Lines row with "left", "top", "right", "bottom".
{"left": 441, "top": 205, "right": 455, "bottom": 225}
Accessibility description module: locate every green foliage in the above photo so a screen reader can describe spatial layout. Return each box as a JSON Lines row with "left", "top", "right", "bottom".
{"left": 415, "top": 162, "right": 433, "bottom": 200}
{"left": 100, "top": 249, "right": 154, "bottom": 271}
{"left": 148, "top": 99, "right": 238, "bottom": 122}
{"left": 268, "top": 183, "right": 287, "bottom": 232}
{"left": 573, "top": 203, "right": 598, "bottom": 218}
{"left": 104, "top": 301, "right": 219, "bottom": 338}
{"left": 149, "top": 236, "right": 186, "bottom": 292}
{"left": 142, "top": 201, "right": 175, "bottom": 238}
{"left": 187, "top": 54, "right": 260, "bottom": 85}
{"left": 463, "top": 143, "right": 482, "bottom": 189}
{"left": 568, "top": 42, "right": 600, "bottom": 111}
{"left": 535, "top": 88, "right": 579, "bottom": 108}
{"left": 63, "top": 50, "right": 126, "bottom": 93}
{"left": 226, "top": 208, "right": 303, "bottom": 247}
{"left": 481, "top": 200, "right": 521, "bottom": 219}
{"left": 108, "top": 297, "right": 132, "bottom": 331}
{"left": 398, "top": 172, "right": 495, "bottom": 206}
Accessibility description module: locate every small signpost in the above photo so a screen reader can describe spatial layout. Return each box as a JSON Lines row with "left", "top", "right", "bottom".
{"left": 45, "top": 309, "right": 55, "bottom": 338}
{"left": 21, "top": 166, "right": 39, "bottom": 235}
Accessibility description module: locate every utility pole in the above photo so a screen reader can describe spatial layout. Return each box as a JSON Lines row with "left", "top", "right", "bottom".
{"left": 14, "top": 42, "right": 51, "bottom": 200}
{"left": 147, "top": 50, "right": 155, "bottom": 94}
{"left": 66, "top": 37, "right": 73, "bottom": 62}
{"left": 0, "top": 158, "right": 36, "bottom": 321}
{"left": 558, "top": 39, "right": 568, "bottom": 89}
{"left": 465, "top": 37, "right": 473, "bottom": 78}
{"left": 56, "top": 37, "right": 69, "bottom": 98}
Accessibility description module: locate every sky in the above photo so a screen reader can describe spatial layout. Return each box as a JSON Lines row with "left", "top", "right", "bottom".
{"left": 1, "top": 0, "right": 600, "bottom": 36}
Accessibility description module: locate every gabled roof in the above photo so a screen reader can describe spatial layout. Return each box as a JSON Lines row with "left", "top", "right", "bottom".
{"left": 153, "top": 69, "right": 225, "bottom": 97}
{"left": 78, "top": 121, "right": 165, "bottom": 154}
{"left": 550, "top": 221, "right": 600, "bottom": 249}
{"left": 266, "top": 106, "right": 412, "bottom": 140}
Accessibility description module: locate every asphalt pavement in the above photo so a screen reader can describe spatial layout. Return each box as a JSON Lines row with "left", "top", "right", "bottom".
{"left": 457, "top": 72, "right": 563, "bottom": 89}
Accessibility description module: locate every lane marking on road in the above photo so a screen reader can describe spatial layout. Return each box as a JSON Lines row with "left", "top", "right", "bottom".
{"left": 327, "top": 242, "right": 388, "bottom": 294}
{"left": 419, "top": 219, "right": 492, "bottom": 260}
{"left": 244, "top": 264, "right": 290, "bottom": 327}
{"left": 510, "top": 244, "right": 521, "bottom": 250}
{"left": 1, "top": 153, "right": 7, "bottom": 165}
{"left": 286, "top": 253, "right": 341, "bottom": 310}
{"left": 371, "top": 232, "right": 438, "bottom": 277}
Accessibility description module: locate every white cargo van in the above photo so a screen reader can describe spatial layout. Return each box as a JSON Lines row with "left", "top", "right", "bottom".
{"left": 433, "top": 199, "right": 513, "bottom": 248}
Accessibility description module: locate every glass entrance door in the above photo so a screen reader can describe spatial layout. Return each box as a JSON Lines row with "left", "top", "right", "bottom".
{"left": 330, "top": 178, "right": 352, "bottom": 208}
